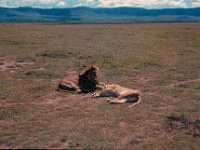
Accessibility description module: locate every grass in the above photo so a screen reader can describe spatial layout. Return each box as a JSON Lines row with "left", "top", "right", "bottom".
{"left": 0, "top": 23, "right": 200, "bottom": 149}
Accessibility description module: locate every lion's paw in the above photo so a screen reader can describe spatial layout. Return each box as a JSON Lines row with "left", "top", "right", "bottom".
{"left": 92, "top": 93, "right": 97, "bottom": 98}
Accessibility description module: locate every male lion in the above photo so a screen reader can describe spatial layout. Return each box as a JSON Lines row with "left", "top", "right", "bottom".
{"left": 92, "top": 84, "right": 141, "bottom": 108}
{"left": 58, "top": 64, "right": 103, "bottom": 93}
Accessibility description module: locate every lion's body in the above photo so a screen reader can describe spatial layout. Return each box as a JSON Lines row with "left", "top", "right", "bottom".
{"left": 57, "top": 64, "right": 100, "bottom": 93}
{"left": 58, "top": 78, "right": 80, "bottom": 92}
{"left": 92, "top": 84, "right": 141, "bottom": 107}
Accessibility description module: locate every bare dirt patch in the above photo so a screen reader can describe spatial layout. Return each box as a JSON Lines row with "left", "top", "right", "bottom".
{"left": 132, "top": 75, "right": 153, "bottom": 84}
{"left": 164, "top": 78, "right": 200, "bottom": 88}
{"left": 150, "top": 78, "right": 200, "bottom": 91}
{"left": 0, "top": 60, "right": 34, "bottom": 71}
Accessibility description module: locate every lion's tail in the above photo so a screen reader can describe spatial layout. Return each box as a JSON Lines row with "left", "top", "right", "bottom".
{"left": 129, "top": 96, "right": 141, "bottom": 108}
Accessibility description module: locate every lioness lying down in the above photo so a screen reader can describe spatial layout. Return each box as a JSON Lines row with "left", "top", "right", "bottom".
{"left": 92, "top": 84, "right": 141, "bottom": 108}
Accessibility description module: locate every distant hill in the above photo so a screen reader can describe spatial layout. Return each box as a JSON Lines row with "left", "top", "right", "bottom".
{"left": 0, "top": 7, "right": 200, "bottom": 23}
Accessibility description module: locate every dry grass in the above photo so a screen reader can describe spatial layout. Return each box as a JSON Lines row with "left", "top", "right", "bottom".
{"left": 0, "top": 23, "right": 200, "bottom": 149}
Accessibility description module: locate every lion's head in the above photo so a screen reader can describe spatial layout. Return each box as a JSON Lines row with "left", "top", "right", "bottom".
{"left": 78, "top": 64, "right": 99, "bottom": 93}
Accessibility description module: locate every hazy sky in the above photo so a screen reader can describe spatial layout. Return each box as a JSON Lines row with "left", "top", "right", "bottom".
{"left": 0, "top": 0, "right": 199, "bottom": 8}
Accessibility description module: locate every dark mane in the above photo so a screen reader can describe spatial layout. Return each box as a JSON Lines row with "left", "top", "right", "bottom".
{"left": 78, "top": 64, "right": 99, "bottom": 93}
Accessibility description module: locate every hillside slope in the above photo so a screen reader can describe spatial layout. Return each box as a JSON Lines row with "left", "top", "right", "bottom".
{"left": 0, "top": 7, "right": 200, "bottom": 23}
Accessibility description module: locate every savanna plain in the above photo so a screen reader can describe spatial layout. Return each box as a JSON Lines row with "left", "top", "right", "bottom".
{"left": 0, "top": 23, "right": 200, "bottom": 149}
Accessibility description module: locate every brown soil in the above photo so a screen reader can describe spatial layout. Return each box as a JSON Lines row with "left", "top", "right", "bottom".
{"left": 0, "top": 60, "right": 34, "bottom": 71}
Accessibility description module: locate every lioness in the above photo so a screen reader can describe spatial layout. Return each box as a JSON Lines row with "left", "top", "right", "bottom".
{"left": 92, "top": 84, "right": 141, "bottom": 108}
{"left": 58, "top": 64, "right": 104, "bottom": 93}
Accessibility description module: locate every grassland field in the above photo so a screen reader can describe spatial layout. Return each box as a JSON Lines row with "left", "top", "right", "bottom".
{"left": 0, "top": 23, "right": 200, "bottom": 149}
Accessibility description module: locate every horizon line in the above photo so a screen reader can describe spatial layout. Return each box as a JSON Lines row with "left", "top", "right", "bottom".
{"left": 0, "top": 6, "right": 200, "bottom": 10}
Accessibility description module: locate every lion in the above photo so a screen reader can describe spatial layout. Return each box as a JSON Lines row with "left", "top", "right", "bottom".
{"left": 57, "top": 64, "right": 104, "bottom": 93}
{"left": 92, "top": 84, "right": 141, "bottom": 108}
{"left": 57, "top": 64, "right": 141, "bottom": 108}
